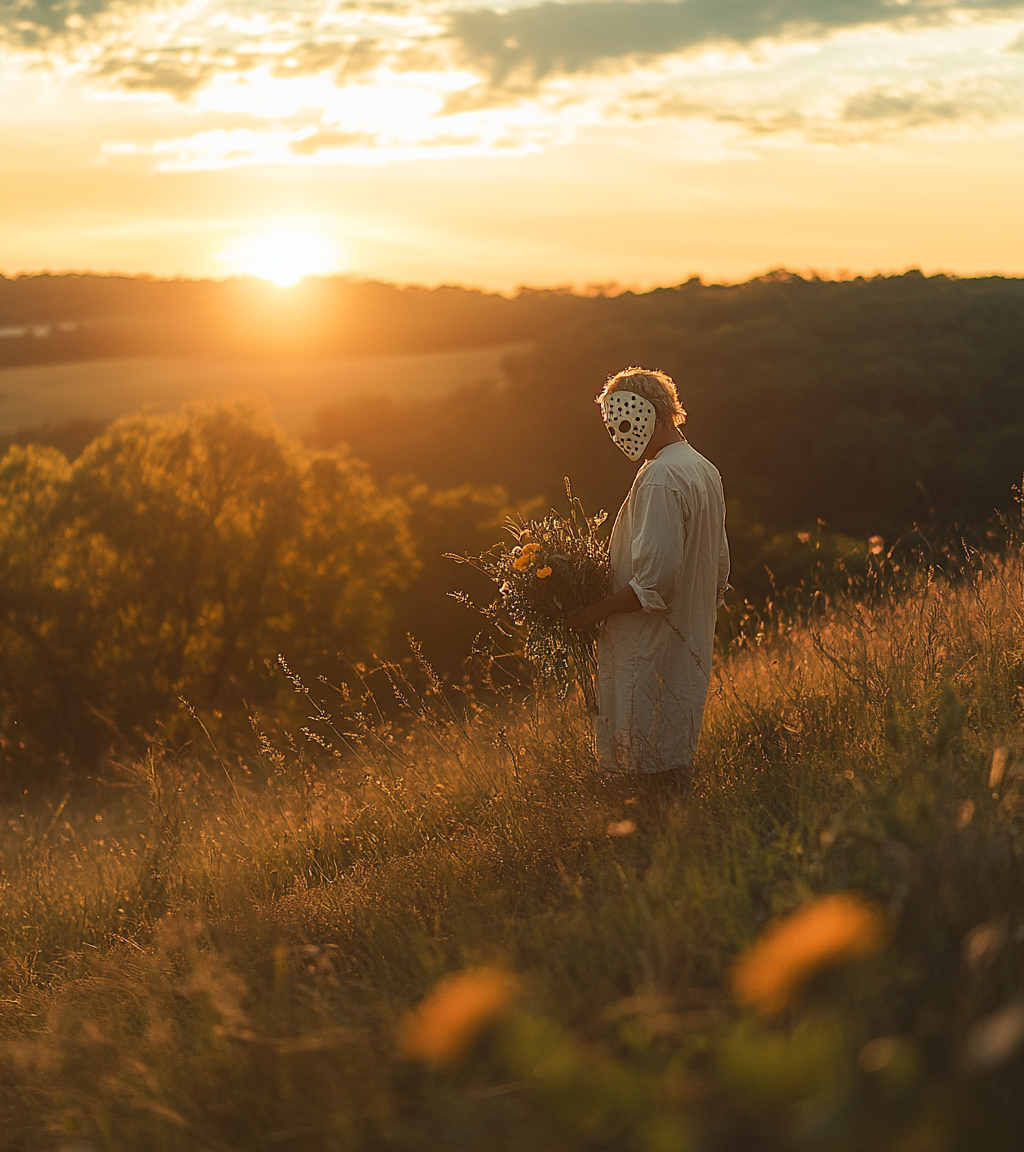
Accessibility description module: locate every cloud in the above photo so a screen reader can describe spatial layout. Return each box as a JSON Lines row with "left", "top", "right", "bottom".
{"left": 274, "top": 37, "right": 385, "bottom": 80}
{"left": 612, "top": 70, "right": 1024, "bottom": 147}
{"left": 93, "top": 51, "right": 235, "bottom": 98}
{"left": 91, "top": 40, "right": 387, "bottom": 99}
{"left": 447, "top": 0, "right": 1024, "bottom": 88}
{"left": 1, "top": 0, "right": 116, "bottom": 45}
{"left": 114, "top": 120, "right": 545, "bottom": 168}
{"left": 631, "top": 92, "right": 808, "bottom": 137}
{"left": 289, "top": 128, "right": 377, "bottom": 153}
{"left": 841, "top": 77, "right": 1021, "bottom": 127}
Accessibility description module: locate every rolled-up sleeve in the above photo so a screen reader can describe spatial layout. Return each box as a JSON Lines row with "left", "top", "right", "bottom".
{"left": 627, "top": 481, "right": 686, "bottom": 613}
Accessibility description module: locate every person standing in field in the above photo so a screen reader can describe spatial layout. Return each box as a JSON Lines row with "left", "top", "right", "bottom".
{"left": 566, "top": 368, "right": 729, "bottom": 782}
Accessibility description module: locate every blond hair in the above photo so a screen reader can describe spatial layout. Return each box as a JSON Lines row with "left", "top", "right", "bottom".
{"left": 597, "top": 367, "right": 687, "bottom": 427}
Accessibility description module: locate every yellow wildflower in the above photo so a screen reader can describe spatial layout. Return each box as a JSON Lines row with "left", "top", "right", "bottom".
{"left": 399, "top": 967, "right": 519, "bottom": 1065}
{"left": 731, "top": 893, "right": 885, "bottom": 1017}
{"left": 536, "top": 566, "right": 552, "bottom": 579}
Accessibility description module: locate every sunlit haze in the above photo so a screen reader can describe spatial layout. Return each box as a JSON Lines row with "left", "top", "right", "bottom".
{"left": 2, "top": 1, "right": 1023, "bottom": 287}
{"left": 223, "top": 230, "right": 343, "bottom": 285}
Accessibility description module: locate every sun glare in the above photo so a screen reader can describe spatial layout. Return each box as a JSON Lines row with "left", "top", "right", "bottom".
{"left": 226, "top": 230, "right": 340, "bottom": 286}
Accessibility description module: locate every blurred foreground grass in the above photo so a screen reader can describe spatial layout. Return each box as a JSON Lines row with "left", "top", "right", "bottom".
{"left": 1, "top": 554, "right": 1023, "bottom": 1151}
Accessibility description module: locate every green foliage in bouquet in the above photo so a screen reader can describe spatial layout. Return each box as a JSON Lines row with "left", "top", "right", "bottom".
{"left": 449, "top": 481, "right": 610, "bottom": 710}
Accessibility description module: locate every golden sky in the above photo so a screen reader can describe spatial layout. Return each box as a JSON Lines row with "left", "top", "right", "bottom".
{"left": 2, "top": 0, "right": 1023, "bottom": 289}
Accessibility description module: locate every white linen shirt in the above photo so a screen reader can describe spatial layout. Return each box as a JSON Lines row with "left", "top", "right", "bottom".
{"left": 595, "top": 439, "right": 729, "bottom": 774}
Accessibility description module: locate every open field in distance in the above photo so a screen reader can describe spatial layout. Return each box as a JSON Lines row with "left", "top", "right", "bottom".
{"left": 0, "top": 342, "right": 527, "bottom": 436}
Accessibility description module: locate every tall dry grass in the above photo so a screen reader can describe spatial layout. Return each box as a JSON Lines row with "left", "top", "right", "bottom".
{"left": 1, "top": 554, "right": 1022, "bottom": 1150}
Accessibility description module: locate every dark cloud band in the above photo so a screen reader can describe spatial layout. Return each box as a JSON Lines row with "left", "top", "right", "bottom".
{"left": 448, "top": 0, "right": 1024, "bottom": 86}
{"left": 1, "top": 0, "right": 112, "bottom": 43}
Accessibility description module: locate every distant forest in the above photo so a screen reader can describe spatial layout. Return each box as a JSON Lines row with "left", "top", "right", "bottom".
{"left": 303, "top": 272, "right": 1023, "bottom": 542}
{"left": 3, "top": 269, "right": 1022, "bottom": 647}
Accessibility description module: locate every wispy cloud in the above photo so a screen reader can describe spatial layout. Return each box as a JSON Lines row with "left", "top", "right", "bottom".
{"left": 611, "top": 63, "right": 1024, "bottom": 148}
{"left": 841, "top": 76, "right": 1019, "bottom": 127}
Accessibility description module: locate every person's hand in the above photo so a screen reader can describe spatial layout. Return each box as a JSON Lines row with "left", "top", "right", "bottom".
{"left": 566, "top": 604, "right": 604, "bottom": 632}
{"left": 566, "top": 587, "right": 639, "bottom": 631}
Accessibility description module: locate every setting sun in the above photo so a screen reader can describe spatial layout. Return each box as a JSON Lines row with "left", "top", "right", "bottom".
{"left": 225, "top": 231, "right": 340, "bottom": 286}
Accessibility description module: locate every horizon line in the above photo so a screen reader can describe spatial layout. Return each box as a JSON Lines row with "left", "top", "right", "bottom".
{"left": 2, "top": 266, "right": 1022, "bottom": 297}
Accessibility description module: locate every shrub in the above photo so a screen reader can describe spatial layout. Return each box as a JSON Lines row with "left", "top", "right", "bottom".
{"left": 0, "top": 403, "right": 415, "bottom": 767}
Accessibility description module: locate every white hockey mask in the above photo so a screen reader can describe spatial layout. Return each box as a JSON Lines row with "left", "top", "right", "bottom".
{"left": 600, "top": 391, "right": 657, "bottom": 461}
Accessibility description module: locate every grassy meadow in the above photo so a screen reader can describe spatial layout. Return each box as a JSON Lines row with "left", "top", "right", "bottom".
{"left": 1, "top": 545, "right": 1023, "bottom": 1151}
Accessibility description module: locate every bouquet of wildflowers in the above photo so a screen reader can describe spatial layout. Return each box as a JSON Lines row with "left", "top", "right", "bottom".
{"left": 448, "top": 482, "right": 610, "bottom": 711}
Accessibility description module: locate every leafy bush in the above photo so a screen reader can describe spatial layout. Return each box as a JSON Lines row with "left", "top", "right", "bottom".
{"left": 0, "top": 403, "right": 415, "bottom": 766}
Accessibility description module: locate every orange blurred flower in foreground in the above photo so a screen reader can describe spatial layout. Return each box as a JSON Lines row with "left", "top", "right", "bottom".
{"left": 536, "top": 566, "right": 553, "bottom": 579}
{"left": 399, "top": 967, "right": 519, "bottom": 1065}
{"left": 732, "top": 894, "right": 885, "bottom": 1017}
{"left": 606, "top": 819, "right": 636, "bottom": 837}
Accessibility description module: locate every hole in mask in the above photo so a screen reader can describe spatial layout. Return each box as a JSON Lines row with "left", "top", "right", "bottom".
{"left": 618, "top": 421, "right": 631, "bottom": 433}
